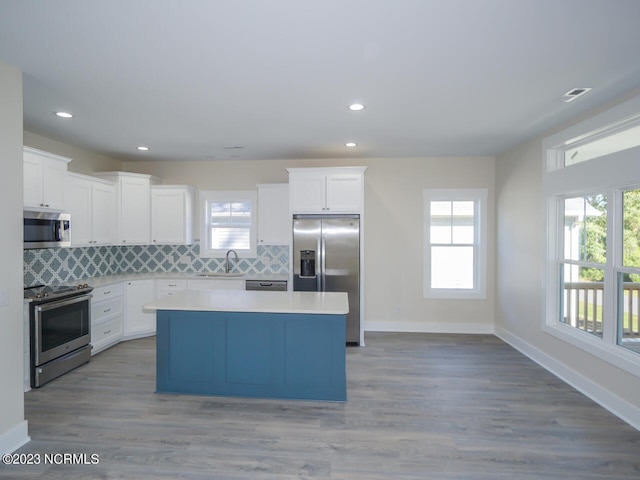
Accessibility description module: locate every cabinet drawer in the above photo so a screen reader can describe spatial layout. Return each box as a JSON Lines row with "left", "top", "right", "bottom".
{"left": 156, "top": 279, "right": 187, "bottom": 290}
{"left": 186, "top": 279, "right": 245, "bottom": 290}
{"left": 91, "top": 296, "right": 124, "bottom": 323}
{"left": 92, "top": 283, "right": 124, "bottom": 302}
{"left": 91, "top": 316, "right": 123, "bottom": 351}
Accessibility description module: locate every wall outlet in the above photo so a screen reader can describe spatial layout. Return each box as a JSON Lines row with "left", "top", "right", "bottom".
{"left": 179, "top": 255, "right": 191, "bottom": 265}
{"left": 0, "top": 289, "right": 8, "bottom": 307}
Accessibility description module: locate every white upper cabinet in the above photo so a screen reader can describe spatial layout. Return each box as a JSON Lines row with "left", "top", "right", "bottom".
{"left": 95, "top": 171, "right": 157, "bottom": 245}
{"left": 66, "top": 173, "right": 116, "bottom": 246}
{"left": 257, "top": 183, "right": 290, "bottom": 245}
{"left": 23, "top": 146, "right": 71, "bottom": 210}
{"left": 151, "top": 185, "right": 195, "bottom": 245}
{"left": 287, "top": 167, "right": 366, "bottom": 214}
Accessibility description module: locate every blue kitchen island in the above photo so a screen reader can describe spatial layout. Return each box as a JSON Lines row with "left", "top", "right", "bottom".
{"left": 143, "top": 289, "right": 348, "bottom": 402}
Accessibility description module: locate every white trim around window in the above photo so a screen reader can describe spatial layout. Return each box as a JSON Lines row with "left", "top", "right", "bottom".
{"left": 542, "top": 93, "right": 640, "bottom": 378}
{"left": 199, "top": 190, "right": 257, "bottom": 258}
{"left": 423, "top": 188, "right": 488, "bottom": 300}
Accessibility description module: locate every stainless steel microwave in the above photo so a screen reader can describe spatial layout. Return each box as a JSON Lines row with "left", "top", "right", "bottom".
{"left": 23, "top": 210, "right": 71, "bottom": 249}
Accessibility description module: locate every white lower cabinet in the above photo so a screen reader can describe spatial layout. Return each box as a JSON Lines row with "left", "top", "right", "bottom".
{"left": 157, "top": 279, "right": 187, "bottom": 298}
{"left": 124, "top": 279, "right": 156, "bottom": 338}
{"left": 92, "top": 316, "right": 124, "bottom": 350}
{"left": 24, "top": 303, "right": 30, "bottom": 392}
{"left": 89, "top": 276, "right": 246, "bottom": 355}
{"left": 186, "top": 278, "right": 245, "bottom": 290}
{"left": 91, "top": 283, "right": 124, "bottom": 355}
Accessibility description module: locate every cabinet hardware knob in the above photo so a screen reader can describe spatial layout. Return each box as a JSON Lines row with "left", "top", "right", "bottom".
{"left": 104, "top": 291, "right": 110, "bottom": 295}
{"left": 104, "top": 308, "right": 111, "bottom": 313}
{"left": 104, "top": 329, "right": 111, "bottom": 334}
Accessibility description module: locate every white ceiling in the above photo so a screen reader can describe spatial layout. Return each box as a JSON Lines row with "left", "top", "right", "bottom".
{"left": 1, "top": 0, "right": 640, "bottom": 162}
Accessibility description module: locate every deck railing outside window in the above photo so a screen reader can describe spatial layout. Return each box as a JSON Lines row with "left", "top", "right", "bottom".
{"left": 563, "top": 282, "right": 640, "bottom": 345}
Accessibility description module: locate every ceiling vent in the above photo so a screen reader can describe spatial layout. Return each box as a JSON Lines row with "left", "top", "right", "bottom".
{"left": 562, "top": 87, "right": 592, "bottom": 102}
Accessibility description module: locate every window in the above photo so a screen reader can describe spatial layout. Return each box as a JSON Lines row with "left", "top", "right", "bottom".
{"left": 564, "top": 123, "right": 640, "bottom": 167}
{"left": 543, "top": 93, "right": 640, "bottom": 373}
{"left": 560, "top": 194, "right": 607, "bottom": 338}
{"left": 423, "top": 189, "right": 487, "bottom": 299}
{"left": 618, "top": 188, "right": 640, "bottom": 353}
{"left": 199, "top": 191, "right": 257, "bottom": 258}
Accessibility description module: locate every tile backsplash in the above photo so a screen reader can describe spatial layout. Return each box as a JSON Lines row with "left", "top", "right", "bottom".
{"left": 24, "top": 242, "right": 289, "bottom": 287}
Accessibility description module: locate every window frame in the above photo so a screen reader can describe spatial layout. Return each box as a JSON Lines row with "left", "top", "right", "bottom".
{"left": 423, "top": 188, "right": 488, "bottom": 300}
{"left": 199, "top": 190, "right": 257, "bottom": 258}
{"left": 543, "top": 94, "right": 640, "bottom": 377}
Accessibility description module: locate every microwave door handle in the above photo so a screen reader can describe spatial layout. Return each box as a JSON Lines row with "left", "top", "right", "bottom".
{"left": 54, "top": 221, "right": 60, "bottom": 241}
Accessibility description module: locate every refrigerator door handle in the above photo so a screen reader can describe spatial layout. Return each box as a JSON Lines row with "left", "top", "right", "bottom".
{"left": 319, "top": 234, "right": 325, "bottom": 291}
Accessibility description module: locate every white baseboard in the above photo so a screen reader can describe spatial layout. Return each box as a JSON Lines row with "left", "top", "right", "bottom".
{"left": 365, "top": 320, "right": 494, "bottom": 335}
{"left": 495, "top": 326, "right": 640, "bottom": 431}
{"left": 120, "top": 331, "right": 156, "bottom": 342}
{"left": 0, "top": 420, "right": 30, "bottom": 455}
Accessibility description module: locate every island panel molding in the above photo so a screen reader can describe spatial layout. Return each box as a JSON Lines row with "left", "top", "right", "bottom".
{"left": 156, "top": 310, "right": 347, "bottom": 401}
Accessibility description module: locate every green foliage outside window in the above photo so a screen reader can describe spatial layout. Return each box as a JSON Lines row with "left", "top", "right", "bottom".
{"left": 583, "top": 190, "right": 640, "bottom": 282}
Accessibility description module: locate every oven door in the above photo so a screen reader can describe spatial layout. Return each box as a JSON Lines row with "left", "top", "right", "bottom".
{"left": 33, "top": 294, "right": 91, "bottom": 366}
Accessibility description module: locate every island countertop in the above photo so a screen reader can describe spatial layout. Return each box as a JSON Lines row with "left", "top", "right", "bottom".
{"left": 143, "top": 289, "right": 349, "bottom": 315}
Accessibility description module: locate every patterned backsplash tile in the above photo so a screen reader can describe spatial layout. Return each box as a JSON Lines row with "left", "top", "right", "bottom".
{"left": 24, "top": 242, "right": 289, "bottom": 287}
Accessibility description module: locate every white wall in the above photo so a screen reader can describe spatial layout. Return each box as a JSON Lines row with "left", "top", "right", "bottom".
{"left": 122, "top": 155, "right": 496, "bottom": 334}
{"left": 0, "top": 61, "right": 29, "bottom": 454}
{"left": 495, "top": 123, "right": 640, "bottom": 429}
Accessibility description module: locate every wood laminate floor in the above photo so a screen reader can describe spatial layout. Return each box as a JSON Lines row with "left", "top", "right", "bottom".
{"left": 3, "top": 333, "right": 640, "bottom": 479}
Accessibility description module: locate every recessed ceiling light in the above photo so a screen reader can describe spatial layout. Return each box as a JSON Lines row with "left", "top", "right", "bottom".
{"left": 562, "top": 87, "right": 592, "bottom": 102}
{"left": 137, "top": 146, "right": 150, "bottom": 151}
{"left": 345, "top": 142, "right": 357, "bottom": 147}
{"left": 55, "top": 111, "right": 73, "bottom": 118}
{"left": 348, "top": 103, "right": 365, "bottom": 111}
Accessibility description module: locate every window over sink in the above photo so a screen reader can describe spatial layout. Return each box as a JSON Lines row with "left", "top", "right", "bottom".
{"left": 199, "top": 190, "right": 257, "bottom": 258}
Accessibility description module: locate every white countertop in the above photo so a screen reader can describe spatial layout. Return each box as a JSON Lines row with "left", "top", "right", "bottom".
{"left": 143, "top": 289, "right": 349, "bottom": 315}
{"left": 84, "top": 272, "right": 288, "bottom": 288}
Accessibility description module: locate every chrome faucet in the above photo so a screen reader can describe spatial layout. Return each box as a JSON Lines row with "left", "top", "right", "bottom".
{"left": 224, "top": 249, "right": 239, "bottom": 273}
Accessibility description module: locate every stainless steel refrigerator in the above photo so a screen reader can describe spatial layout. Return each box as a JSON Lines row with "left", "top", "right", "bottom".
{"left": 292, "top": 214, "right": 360, "bottom": 345}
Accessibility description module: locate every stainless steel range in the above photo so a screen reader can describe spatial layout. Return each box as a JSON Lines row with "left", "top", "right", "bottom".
{"left": 24, "top": 283, "right": 93, "bottom": 387}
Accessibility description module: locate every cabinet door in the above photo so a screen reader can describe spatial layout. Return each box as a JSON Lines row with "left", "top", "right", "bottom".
{"left": 120, "top": 177, "right": 151, "bottom": 244}
{"left": 41, "top": 159, "right": 68, "bottom": 210}
{"left": 66, "top": 176, "right": 93, "bottom": 246}
{"left": 258, "top": 184, "right": 290, "bottom": 244}
{"left": 23, "top": 147, "right": 70, "bottom": 210}
{"left": 289, "top": 174, "right": 326, "bottom": 213}
{"left": 325, "top": 174, "right": 363, "bottom": 212}
{"left": 91, "top": 182, "right": 115, "bottom": 245}
{"left": 124, "top": 280, "right": 156, "bottom": 337}
{"left": 23, "top": 153, "right": 44, "bottom": 208}
{"left": 151, "top": 188, "right": 193, "bottom": 244}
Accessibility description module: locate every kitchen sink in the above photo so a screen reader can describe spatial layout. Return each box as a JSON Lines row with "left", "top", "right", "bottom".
{"left": 196, "top": 272, "right": 245, "bottom": 277}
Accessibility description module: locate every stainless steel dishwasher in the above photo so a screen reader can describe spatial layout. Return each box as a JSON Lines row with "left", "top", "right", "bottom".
{"left": 245, "top": 280, "right": 288, "bottom": 291}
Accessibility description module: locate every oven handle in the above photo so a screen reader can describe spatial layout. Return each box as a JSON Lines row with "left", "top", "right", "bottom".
{"left": 35, "top": 293, "right": 93, "bottom": 313}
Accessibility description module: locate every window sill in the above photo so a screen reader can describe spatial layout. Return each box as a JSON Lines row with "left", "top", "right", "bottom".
{"left": 543, "top": 321, "right": 640, "bottom": 378}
